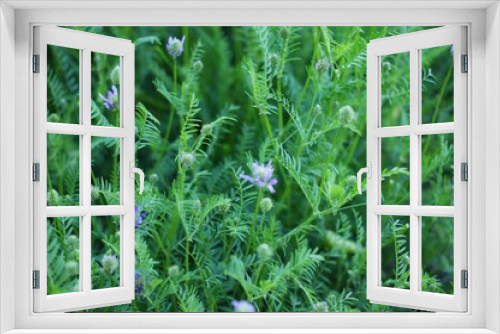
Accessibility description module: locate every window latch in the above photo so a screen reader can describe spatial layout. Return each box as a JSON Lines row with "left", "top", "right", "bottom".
{"left": 461, "top": 270, "right": 468, "bottom": 289}
{"left": 129, "top": 162, "right": 144, "bottom": 194}
{"left": 357, "top": 162, "right": 372, "bottom": 194}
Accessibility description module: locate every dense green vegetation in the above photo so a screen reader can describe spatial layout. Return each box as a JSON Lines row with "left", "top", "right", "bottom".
{"left": 46, "top": 26, "right": 454, "bottom": 312}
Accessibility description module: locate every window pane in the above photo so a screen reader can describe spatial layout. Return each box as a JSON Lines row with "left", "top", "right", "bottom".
{"left": 381, "top": 136, "right": 410, "bottom": 205}
{"left": 47, "top": 217, "right": 80, "bottom": 295}
{"left": 47, "top": 134, "right": 80, "bottom": 206}
{"left": 91, "top": 215, "right": 121, "bottom": 290}
{"left": 91, "top": 52, "right": 120, "bottom": 127}
{"left": 381, "top": 215, "right": 410, "bottom": 290}
{"left": 47, "top": 45, "right": 80, "bottom": 124}
{"left": 91, "top": 137, "right": 120, "bottom": 205}
{"left": 421, "top": 217, "right": 454, "bottom": 295}
{"left": 421, "top": 133, "right": 454, "bottom": 206}
{"left": 421, "top": 45, "right": 454, "bottom": 124}
{"left": 381, "top": 52, "right": 410, "bottom": 127}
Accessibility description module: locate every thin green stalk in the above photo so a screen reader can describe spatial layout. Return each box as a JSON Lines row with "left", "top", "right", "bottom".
{"left": 164, "top": 60, "right": 177, "bottom": 143}
{"left": 246, "top": 189, "right": 263, "bottom": 256}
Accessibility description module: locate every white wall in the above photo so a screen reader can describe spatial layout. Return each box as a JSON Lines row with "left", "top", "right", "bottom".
{"left": 0, "top": 2, "right": 16, "bottom": 333}
{"left": 485, "top": 2, "right": 500, "bottom": 333}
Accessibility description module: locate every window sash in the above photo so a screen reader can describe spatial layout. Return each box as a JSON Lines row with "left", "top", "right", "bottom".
{"left": 32, "top": 25, "right": 136, "bottom": 313}
{"left": 366, "top": 26, "right": 468, "bottom": 312}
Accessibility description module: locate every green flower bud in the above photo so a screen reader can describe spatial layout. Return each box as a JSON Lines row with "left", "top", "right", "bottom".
{"left": 149, "top": 173, "right": 159, "bottom": 184}
{"left": 313, "top": 301, "right": 329, "bottom": 312}
{"left": 67, "top": 235, "right": 79, "bottom": 247}
{"left": 65, "top": 260, "right": 79, "bottom": 275}
{"left": 178, "top": 151, "right": 196, "bottom": 169}
{"left": 47, "top": 189, "right": 59, "bottom": 205}
{"left": 47, "top": 113, "right": 60, "bottom": 123}
{"left": 110, "top": 65, "right": 120, "bottom": 85}
{"left": 259, "top": 197, "right": 274, "bottom": 213}
{"left": 280, "top": 27, "right": 291, "bottom": 39}
{"left": 315, "top": 57, "right": 331, "bottom": 74}
{"left": 91, "top": 186, "right": 100, "bottom": 201}
{"left": 201, "top": 123, "right": 214, "bottom": 136}
{"left": 345, "top": 175, "right": 357, "bottom": 188}
{"left": 193, "top": 199, "right": 202, "bottom": 212}
{"left": 313, "top": 104, "right": 322, "bottom": 114}
{"left": 218, "top": 199, "right": 231, "bottom": 213}
{"left": 168, "top": 265, "right": 180, "bottom": 276}
{"left": 257, "top": 243, "right": 274, "bottom": 260}
{"left": 193, "top": 60, "right": 204, "bottom": 73}
{"left": 269, "top": 53, "right": 280, "bottom": 67}
{"left": 102, "top": 254, "right": 118, "bottom": 274}
{"left": 339, "top": 105, "right": 356, "bottom": 125}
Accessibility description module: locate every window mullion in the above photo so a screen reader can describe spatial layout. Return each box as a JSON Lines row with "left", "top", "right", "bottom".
{"left": 82, "top": 47, "right": 92, "bottom": 294}
{"left": 409, "top": 48, "right": 420, "bottom": 295}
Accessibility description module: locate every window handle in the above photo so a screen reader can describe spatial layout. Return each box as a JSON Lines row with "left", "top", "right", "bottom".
{"left": 357, "top": 162, "right": 372, "bottom": 194}
{"left": 129, "top": 162, "right": 145, "bottom": 195}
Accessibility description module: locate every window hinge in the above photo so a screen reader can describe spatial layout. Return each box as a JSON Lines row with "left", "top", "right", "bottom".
{"left": 461, "top": 270, "right": 468, "bottom": 289}
{"left": 461, "top": 162, "right": 468, "bottom": 181}
{"left": 33, "top": 54, "right": 40, "bottom": 73}
{"left": 33, "top": 270, "right": 40, "bottom": 289}
{"left": 461, "top": 54, "right": 468, "bottom": 73}
{"left": 33, "top": 163, "right": 40, "bottom": 182}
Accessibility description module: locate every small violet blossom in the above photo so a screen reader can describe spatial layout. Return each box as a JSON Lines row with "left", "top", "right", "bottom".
{"left": 240, "top": 160, "right": 278, "bottom": 193}
{"left": 135, "top": 273, "right": 144, "bottom": 294}
{"left": 231, "top": 300, "right": 256, "bottom": 312}
{"left": 98, "top": 85, "right": 118, "bottom": 110}
{"left": 135, "top": 206, "right": 147, "bottom": 230}
{"left": 166, "top": 36, "right": 186, "bottom": 59}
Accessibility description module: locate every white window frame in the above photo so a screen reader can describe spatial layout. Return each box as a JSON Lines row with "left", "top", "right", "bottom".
{"left": 365, "top": 26, "right": 467, "bottom": 312}
{"left": 33, "top": 25, "right": 136, "bottom": 313}
{"left": 1, "top": 2, "right": 499, "bottom": 333}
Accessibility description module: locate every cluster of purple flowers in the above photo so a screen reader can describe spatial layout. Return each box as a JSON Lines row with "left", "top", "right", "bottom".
{"left": 135, "top": 206, "right": 147, "bottom": 230}
{"left": 135, "top": 272, "right": 144, "bottom": 294}
{"left": 231, "top": 300, "right": 256, "bottom": 312}
{"left": 240, "top": 160, "right": 278, "bottom": 194}
{"left": 166, "top": 36, "right": 186, "bottom": 59}
{"left": 98, "top": 85, "right": 119, "bottom": 110}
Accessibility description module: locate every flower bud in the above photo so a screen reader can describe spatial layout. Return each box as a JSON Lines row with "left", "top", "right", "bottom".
{"left": 338, "top": 105, "right": 356, "bottom": 125}
{"left": 313, "top": 301, "right": 329, "bottom": 312}
{"left": 345, "top": 175, "right": 357, "bottom": 188}
{"left": 65, "top": 260, "right": 79, "bottom": 275}
{"left": 102, "top": 254, "right": 118, "bottom": 274}
{"left": 315, "top": 57, "right": 331, "bottom": 74}
{"left": 313, "top": 104, "right": 322, "bottom": 114}
{"left": 193, "top": 199, "right": 202, "bottom": 212}
{"left": 259, "top": 197, "right": 273, "bottom": 213}
{"left": 110, "top": 65, "right": 120, "bottom": 85}
{"left": 47, "top": 189, "right": 59, "bottom": 205}
{"left": 178, "top": 151, "right": 196, "bottom": 169}
{"left": 269, "top": 53, "right": 280, "bottom": 67}
{"left": 218, "top": 199, "right": 231, "bottom": 213}
{"left": 193, "top": 60, "right": 204, "bottom": 73}
{"left": 168, "top": 265, "right": 180, "bottom": 276}
{"left": 257, "top": 243, "right": 274, "bottom": 260}
{"left": 149, "top": 173, "right": 159, "bottom": 184}
{"left": 67, "top": 235, "right": 79, "bottom": 247}
{"left": 201, "top": 123, "right": 214, "bottom": 136}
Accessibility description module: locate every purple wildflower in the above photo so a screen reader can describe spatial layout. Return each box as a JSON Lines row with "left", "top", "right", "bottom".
{"left": 98, "top": 85, "right": 118, "bottom": 110}
{"left": 135, "top": 273, "right": 144, "bottom": 294}
{"left": 166, "top": 36, "right": 186, "bottom": 59}
{"left": 231, "top": 300, "right": 256, "bottom": 312}
{"left": 240, "top": 160, "right": 278, "bottom": 193}
{"left": 135, "top": 206, "right": 147, "bottom": 230}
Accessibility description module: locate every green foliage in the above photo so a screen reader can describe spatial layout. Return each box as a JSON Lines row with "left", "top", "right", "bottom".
{"left": 45, "top": 26, "right": 453, "bottom": 313}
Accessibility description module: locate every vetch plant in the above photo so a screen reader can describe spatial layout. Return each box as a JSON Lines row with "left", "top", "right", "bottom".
{"left": 46, "top": 25, "right": 453, "bottom": 313}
